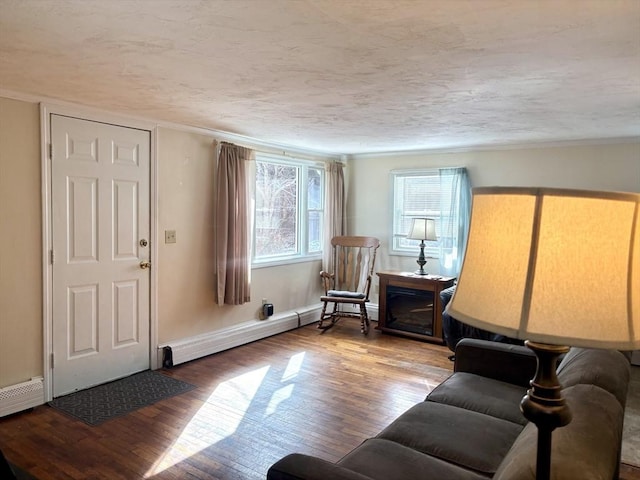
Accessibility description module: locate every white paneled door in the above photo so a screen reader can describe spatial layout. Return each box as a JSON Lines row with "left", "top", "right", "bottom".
{"left": 51, "top": 114, "right": 151, "bottom": 397}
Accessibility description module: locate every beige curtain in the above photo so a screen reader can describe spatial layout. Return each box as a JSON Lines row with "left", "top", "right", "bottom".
{"left": 322, "top": 161, "right": 346, "bottom": 272}
{"left": 215, "top": 142, "right": 254, "bottom": 305}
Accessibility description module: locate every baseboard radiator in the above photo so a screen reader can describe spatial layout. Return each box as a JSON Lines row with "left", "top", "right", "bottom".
{"left": 0, "top": 377, "right": 44, "bottom": 417}
{"left": 158, "top": 304, "right": 323, "bottom": 367}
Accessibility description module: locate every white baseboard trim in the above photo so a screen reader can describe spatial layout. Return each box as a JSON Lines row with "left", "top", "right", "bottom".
{"left": 368, "top": 303, "right": 379, "bottom": 321}
{"left": 158, "top": 304, "right": 323, "bottom": 366}
{"left": 0, "top": 377, "right": 44, "bottom": 417}
{"left": 0, "top": 303, "right": 375, "bottom": 416}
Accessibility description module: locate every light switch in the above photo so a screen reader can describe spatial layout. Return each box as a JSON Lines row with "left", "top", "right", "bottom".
{"left": 165, "top": 230, "right": 176, "bottom": 244}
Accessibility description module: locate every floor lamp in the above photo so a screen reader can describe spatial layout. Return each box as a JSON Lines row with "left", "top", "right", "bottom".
{"left": 447, "top": 187, "right": 640, "bottom": 480}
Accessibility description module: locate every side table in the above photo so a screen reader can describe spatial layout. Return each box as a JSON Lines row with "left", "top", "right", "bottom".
{"left": 377, "top": 271, "right": 456, "bottom": 344}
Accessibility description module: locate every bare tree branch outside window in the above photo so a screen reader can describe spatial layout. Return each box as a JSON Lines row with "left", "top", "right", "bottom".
{"left": 255, "top": 162, "right": 298, "bottom": 257}
{"left": 254, "top": 159, "right": 325, "bottom": 262}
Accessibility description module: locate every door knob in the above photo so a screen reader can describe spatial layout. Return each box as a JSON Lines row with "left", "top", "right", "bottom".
{"left": 140, "top": 261, "right": 151, "bottom": 269}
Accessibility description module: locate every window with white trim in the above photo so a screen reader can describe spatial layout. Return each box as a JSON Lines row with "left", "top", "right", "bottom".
{"left": 253, "top": 155, "right": 324, "bottom": 265}
{"left": 391, "top": 169, "right": 457, "bottom": 257}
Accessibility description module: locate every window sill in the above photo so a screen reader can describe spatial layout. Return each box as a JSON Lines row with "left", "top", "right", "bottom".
{"left": 252, "top": 254, "right": 322, "bottom": 269}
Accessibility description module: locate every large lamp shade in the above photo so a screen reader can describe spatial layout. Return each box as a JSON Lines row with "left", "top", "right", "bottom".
{"left": 447, "top": 187, "right": 640, "bottom": 350}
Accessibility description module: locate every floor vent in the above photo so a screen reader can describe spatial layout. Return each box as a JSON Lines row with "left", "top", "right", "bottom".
{"left": 0, "top": 377, "right": 44, "bottom": 417}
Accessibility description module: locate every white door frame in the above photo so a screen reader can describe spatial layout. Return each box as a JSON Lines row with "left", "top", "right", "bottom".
{"left": 40, "top": 102, "right": 159, "bottom": 402}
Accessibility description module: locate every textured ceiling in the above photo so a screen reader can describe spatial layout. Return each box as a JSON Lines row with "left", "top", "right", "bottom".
{"left": 1, "top": 0, "right": 639, "bottom": 155}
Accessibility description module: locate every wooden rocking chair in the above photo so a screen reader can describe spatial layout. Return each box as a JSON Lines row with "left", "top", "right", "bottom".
{"left": 318, "top": 236, "right": 380, "bottom": 334}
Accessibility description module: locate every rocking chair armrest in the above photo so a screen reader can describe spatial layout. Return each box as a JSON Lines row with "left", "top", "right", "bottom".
{"left": 363, "top": 274, "right": 373, "bottom": 297}
{"left": 319, "top": 270, "right": 334, "bottom": 294}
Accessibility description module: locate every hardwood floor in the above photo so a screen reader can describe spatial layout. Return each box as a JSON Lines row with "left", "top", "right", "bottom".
{"left": 1, "top": 321, "right": 638, "bottom": 479}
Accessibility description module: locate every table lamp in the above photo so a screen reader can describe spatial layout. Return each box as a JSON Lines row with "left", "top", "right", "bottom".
{"left": 407, "top": 217, "right": 437, "bottom": 275}
{"left": 447, "top": 186, "right": 639, "bottom": 480}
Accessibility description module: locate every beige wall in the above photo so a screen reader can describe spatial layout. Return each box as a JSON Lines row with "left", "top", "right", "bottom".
{"left": 0, "top": 98, "right": 42, "bottom": 387}
{"left": 157, "top": 127, "right": 322, "bottom": 344}
{"left": 347, "top": 143, "right": 640, "bottom": 300}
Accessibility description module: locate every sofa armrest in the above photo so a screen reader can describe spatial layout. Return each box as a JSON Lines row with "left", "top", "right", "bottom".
{"left": 454, "top": 338, "right": 537, "bottom": 387}
{"left": 267, "top": 454, "right": 374, "bottom": 480}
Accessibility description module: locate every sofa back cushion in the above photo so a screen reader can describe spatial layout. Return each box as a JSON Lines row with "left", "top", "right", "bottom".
{"left": 557, "top": 347, "right": 630, "bottom": 407}
{"left": 427, "top": 372, "right": 529, "bottom": 426}
{"left": 492, "top": 384, "right": 623, "bottom": 480}
{"left": 377, "top": 401, "right": 522, "bottom": 475}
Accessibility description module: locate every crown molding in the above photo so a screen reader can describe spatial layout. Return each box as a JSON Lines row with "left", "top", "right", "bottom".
{"left": 0, "top": 89, "right": 341, "bottom": 162}
{"left": 2, "top": 88, "right": 637, "bottom": 161}
{"left": 348, "top": 136, "right": 640, "bottom": 160}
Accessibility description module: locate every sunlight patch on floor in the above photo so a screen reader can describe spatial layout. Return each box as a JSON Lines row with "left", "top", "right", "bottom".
{"left": 282, "top": 351, "right": 305, "bottom": 381}
{"left": 265, "top": 352, "right": 304, "bottom": 415}
{"left": 145, "top": 365, "right": 269, "bottom": 477}
{"left": 145, "top": 352, "right": 307, "bottom": 477}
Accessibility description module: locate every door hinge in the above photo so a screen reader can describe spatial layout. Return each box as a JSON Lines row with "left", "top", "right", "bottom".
{"left": 50, "top": 352, "right": 54, "bottom": 369}
{"left": 50, "top": 249, "right": 55, "bottom": 264}
{"left": 49, "top": 143, "right": 53, "bottom": 160}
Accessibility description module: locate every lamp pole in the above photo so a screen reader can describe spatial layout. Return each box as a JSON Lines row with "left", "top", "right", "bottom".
{"left": 520, "top": 341, "right": 572, "bottom": 480}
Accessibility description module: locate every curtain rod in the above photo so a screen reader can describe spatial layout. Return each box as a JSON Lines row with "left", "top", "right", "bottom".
{"left": 214, "top": 138, "right": 344, "bottom": 164}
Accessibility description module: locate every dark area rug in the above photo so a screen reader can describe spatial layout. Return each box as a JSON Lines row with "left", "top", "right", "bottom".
{"left": 48, "top": 370, "right": 195, "bottom": 426}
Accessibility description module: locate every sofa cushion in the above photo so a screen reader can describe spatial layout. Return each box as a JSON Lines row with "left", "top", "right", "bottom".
{"left": 493, "top": 384, "right": 624, "bottom": 480}
{"left": 267, "top": 453, "right": 375, "bottom": 480}
{"left": 338, "top": 438, "right": 489, "bottom": 480}
{"left": 376, "top": 401, "right": 523, "bottom": 475}
{"left": 557, "top": 347, "right": 630, "bottom": 407}
{"left": 427, "top": 372, "right": 529, "bottom": 425}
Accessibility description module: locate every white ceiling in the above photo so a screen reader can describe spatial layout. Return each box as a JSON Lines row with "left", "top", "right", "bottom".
{"left": 1, "top": 0, "right": 639, "bottom": 155}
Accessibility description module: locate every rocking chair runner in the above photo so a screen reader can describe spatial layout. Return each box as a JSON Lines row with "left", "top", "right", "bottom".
{"left": 319, "top": 236, "right": 380, "bottom": 334}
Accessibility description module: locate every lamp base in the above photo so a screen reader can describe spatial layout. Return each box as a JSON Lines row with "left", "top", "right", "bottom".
{"left": 520, "top": 341, "right": 572, "bottom": 480}
{"left": 415, "top": 241, "right": 427, "bottom": 275}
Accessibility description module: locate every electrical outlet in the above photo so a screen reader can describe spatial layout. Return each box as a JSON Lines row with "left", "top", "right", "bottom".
{"left": 165, "top": 230, "right": 176, "bottom": 244}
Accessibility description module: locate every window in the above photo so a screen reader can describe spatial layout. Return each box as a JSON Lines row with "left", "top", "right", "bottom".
{"left": 391, "top": 168, "right": 469, "bottom": 262}
{"left": 253, "top": 155, "right": 324, "bottom": 265}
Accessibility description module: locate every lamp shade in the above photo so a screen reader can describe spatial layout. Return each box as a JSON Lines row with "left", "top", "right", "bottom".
{"left": 407, "top": 218, "right": 437, "bottom": 241}
{"left": 447, "top": 187, "right": 640, "bottom": 350}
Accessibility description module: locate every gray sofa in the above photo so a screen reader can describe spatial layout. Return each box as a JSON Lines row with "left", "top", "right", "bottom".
{"left": 267, "top": 339, "right": 631, "bottom": 480}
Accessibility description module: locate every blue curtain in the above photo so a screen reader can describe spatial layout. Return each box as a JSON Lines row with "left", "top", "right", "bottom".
{"left": 438, "top": 167, "right": 471, "bottom": 277}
